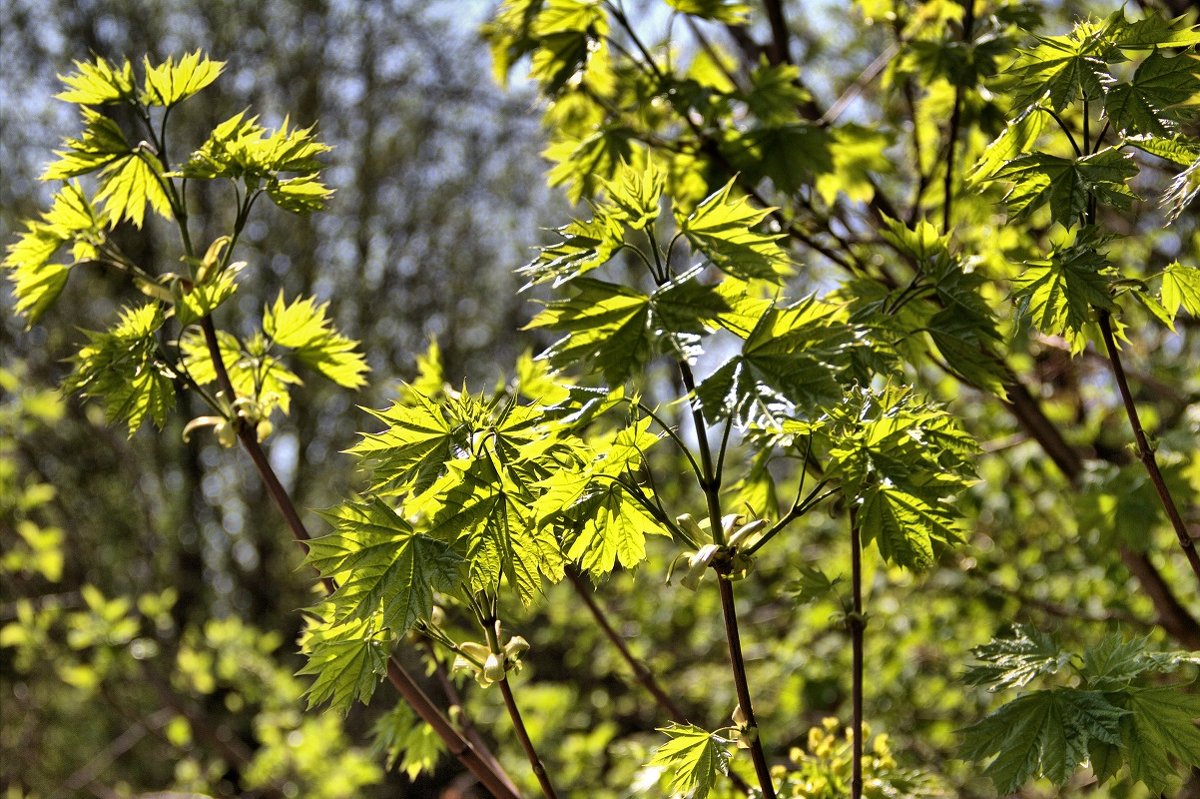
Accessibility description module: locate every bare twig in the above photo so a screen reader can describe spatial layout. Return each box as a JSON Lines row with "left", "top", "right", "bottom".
{"left": 1098, "top": 312, "right": 1200, "bottom": 586}
{"left": 848, "top": 505, "right": 865, "bottom": 799}
{"left": 941, "top": 0, "right": 975, "bottom": 232}
{"left": 499, "top": 676, "right": 560, "bottom": 799}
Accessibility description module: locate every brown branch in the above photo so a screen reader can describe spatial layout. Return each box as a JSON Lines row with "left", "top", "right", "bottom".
{"left": 566, "top": 570, "right": 687, "bottom": 721}
{"left": 498, "top": 676, "right": 560, "bottom": 799}
{"left": 676, "top": 357, "right": 777, "bottom": 799}
{"left": 941, "top": 0, "right": 975, "bottom": 232}
{"left": 762, "top": 0, "right": 793, "bottom": 65}
{"left": 1002, "top": 374, "right": 1200, "bottom": 647}
{"left": 1098, "top": 312, "right": 1200, "bottom": 585}
{"left": 421, "top": 637, "right": 512, "bottom": 787}
{"left": 566, "top": 570, "right": 755, "bottom": 795}
{"left": 848, "top": 506, "right": 865, "bottom": 799}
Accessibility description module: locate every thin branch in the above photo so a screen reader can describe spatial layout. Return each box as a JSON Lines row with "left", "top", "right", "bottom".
{"left": 675, "top": 358, "right": 777, "bottom": 798}
{"left": 420, "top": 637, "right": 511, "bottom": 789}
{"left": 1002, "top": 375, "right": 1200, "bottom": 647}
{"left": 941, "top": 0, "right": 975, "bottom": 233}
{"left": 567, "top": 569, "right": 690, "bottom": 722}
{"left": 821, "top": 43, "right": 898, "bottom": 126}
{"left": 58, "top": 709, "right": 172, "bottom": 796}
{"left": 566, "top": 568, "right": 755, "bottom": 793}
{"left": 716, "top": 574, "right": 775, "bottom": 797}
{"left": 629, "top": 399, "right": 705, "bottom": 487}
{"left": 499, "top": 676, "right": 560, "bottom": 799}
{"left": 1097, "top": 312, "right": 1200, "bottom": 586}
{"left": 762, "top": 0, "right": 793, "bottom": 65}
{"left": 743, "top": 483, "right": 837, "bottom": 556}
{"left": 1041, "top": 105, "right": 1082, "bottom": 157}
{"left": 195, "top": 314, "right": 520, "bottom": 798}
{"left": 848, "top": 505, "right": 865, "bottom": 799}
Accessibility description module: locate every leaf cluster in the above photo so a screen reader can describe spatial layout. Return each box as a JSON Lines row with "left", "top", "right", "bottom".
{"left": 962, "top": 625, "right": 1200, "bottom": 793}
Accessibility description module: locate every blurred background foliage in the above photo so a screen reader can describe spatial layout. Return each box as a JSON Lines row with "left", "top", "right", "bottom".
{"left": 2, "top": 0, "right": 1199, "bottom": 797}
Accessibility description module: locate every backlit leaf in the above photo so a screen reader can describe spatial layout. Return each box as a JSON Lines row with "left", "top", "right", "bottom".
{"left": 677, "top": 179, "right": 790, "bottom": 281}
{"left": 1161, "top": 262, "right": 1200, "bottom": 319}
{"left": 55, "top": 57, "right": 135, "bottom": 105}
{"left": 298, "top": 617, "right": 388, "bottom": 714}
{"left": 647, "top": 724, "right": 731, "bottom": 799}
{"left": 991, "top": 148, "right": 1138, "bottom": 225}
{"left": 67, "top": 304, "right": 175, "bottom": 434}
{"left": 140, "top": 51, "right": 224, "bottom": 107}
{"left": 1104, "top": 49, "right": 1200, "bottom": 136}
{"left": 309, "top": 499, "right": 462, "bottom": 635}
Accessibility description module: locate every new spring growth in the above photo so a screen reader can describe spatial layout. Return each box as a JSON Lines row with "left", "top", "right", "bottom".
{"left": 670, "top": 514, "right": 766, "bottom": 590}
{"left": 453, "top": 633, "right": 530, "bottom": 688}
{"left": 731, "top": 703, "right": 757, "bottom": 749}
{"left": 182, "top": 393, "right": 274, "bottom": 447}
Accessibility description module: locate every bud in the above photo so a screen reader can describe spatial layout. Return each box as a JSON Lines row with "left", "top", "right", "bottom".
{"left": 482, "top": 652, "right": 505, "bottom": 684}
{"left": 681, "top": 544, "right": 720, "bottom": 590}
{"left": 216, "top": 421, "right": 237, "bottom": 448}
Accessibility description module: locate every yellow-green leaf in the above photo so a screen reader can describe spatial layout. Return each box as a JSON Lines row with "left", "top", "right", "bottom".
{"left": 140, "top": 51, "right": 225, "bottom": 107}
{"left": 55, "top": 57, "right": 135, "bottom": 105}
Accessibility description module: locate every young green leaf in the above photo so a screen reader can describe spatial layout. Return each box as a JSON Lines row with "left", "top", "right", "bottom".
{"left": 970, "top": 107, "right": 1048, "bottom": 183}
{"left": 181, "top": 113, "right": 331, "bottom": 187}
{"left": 179, "top": 329, "right": 301, "bottom": 417}
{"left": 1012, "top": 235, "right": 1116, "bottom": 351}
{"left": 525, "top": 278, "right": 652, "bottom": 384}
{"left": 176, "top": 268, "right": 240, "bottom": 327}
{"left": 521, "top": 209, "right": 625, "bottom": 288}
{"left": 410, "top": 458, "right": 564, "bottom": 605}
{"left": 1116, "top": 687, "right": 1200, "bottom": 790}
{"left": 67, "top": 304, "right": 175, "bottom": 434}
{"left": 603, "top": 161, "right": 665, "bottom": 231}
{"left": 677, "top": 179, "right": 790, "bottom": 282}
{"left": 2, "top": 182, "right": 105, "bottom": 326}
{"left": 1111, "top": 12, "right": 1200, "bottom": 49}
{"left": 263, "top": 292, "right": 368, "bottom": 388}
{"left": 349, "top": 391, "right": 461, "bottom": 493}
{"left": 266, "top": 174, "right": 334, "bottom": 213}
{"left": 544, "top": 126, "right": 635, "bottom": 205}
{"left": 696, "top": 296, "right": 861, "bottom": 424}
{"left": 825, "top": 386, "right": 977, "bottom": 569}
{"left": 859, "top": 483, "right": 960, "bottom": 570}
{"left": 55, "top": 57, "right": 135, "bottom": 105}
{"left": 308, "top": 499, "right": 462, "bottom": 635}
{"left": 371, "top": 702, "right": 446, "bottom": 780}
{"left": 647, "top": 724, "right": 732, "bottom": 799}
{"left": 40, "top": 108, "right": 130, "bottom": 181}
{"left": 140, "top": 51, "right": 224, "bottom": 107}
{"left": 1003, "top": 20, "right": 1117, "bottom": 113}
{"left": 560, "top": 482, "right": 662, "bottom": 578}
{"left": 1104, "top": 49, "right": 1200, "bottom": 137}
{"left": 94, "top": 150, "right": 174, "bottom": 229}
{"left": 528, "top": 0, "right": 609, "bottom": 96}
{"left": 1161, "top": 262, "right": 1200, "bottom": 319}
{"left": 965, "top": 625, "right": 1072, "bottom": 691}
{"left": 1080, "top": 635, "right": 1200, "bottom": 691}
{"left": 991, "top": 148, "right": 1138, "bottom": 225}
{"left": 297, "top": 616, "right": 389, "bottom": 714}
